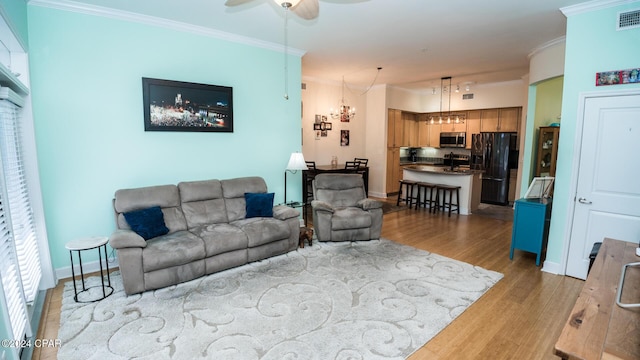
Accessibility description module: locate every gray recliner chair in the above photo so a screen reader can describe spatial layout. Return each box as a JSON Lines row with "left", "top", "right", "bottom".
{"left": 311, "top": 173, "right": 383, "bottom": 242}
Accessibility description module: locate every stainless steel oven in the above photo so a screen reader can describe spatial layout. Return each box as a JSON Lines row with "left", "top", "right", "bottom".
{"left": 440, "top": 132, "right": 466, "bottom": 148}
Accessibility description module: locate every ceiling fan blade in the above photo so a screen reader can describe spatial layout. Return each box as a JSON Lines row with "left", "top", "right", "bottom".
{"left": 292, "top": 0, "right": 319, "bottom": 19}
{"left": 225, "top": 0, "right": 254, "bottom": 6}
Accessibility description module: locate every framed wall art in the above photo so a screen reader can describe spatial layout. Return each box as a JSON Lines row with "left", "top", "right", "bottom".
{"left": 142, "top": 77, "right": 233, "bottom": 132}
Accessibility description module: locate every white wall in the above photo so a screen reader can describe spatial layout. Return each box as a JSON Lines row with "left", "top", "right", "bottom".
{"left": 301, "top": 79, "right": 367, "bottom": 166}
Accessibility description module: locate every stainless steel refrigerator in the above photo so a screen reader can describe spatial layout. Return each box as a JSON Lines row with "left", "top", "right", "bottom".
{"left": 475, "top": 132, "right": 517, "bottom": 205}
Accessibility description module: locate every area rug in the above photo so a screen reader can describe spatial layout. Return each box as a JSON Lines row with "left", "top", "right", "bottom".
{"left": 57, "top": 239, "right": 502, "bottom": 359}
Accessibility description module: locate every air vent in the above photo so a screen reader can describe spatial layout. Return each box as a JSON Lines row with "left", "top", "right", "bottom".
{"left": 462, "top": 93, "right": 474, "bottom": 100}
{"left": 617, "top": 9, "right": 640, "bottom": 30}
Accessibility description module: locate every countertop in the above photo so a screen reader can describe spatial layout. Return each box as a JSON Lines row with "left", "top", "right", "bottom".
{"left": 403, "top": 164, "right": 483, "bottom": 175}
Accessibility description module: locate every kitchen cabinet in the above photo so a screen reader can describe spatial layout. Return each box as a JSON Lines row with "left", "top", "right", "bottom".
{"left": 417, "top": 114, "right": 428, "bottom": 146}
{"left": 403, "top": 112, "right": 418, "bottom": 147}
{"left": 498, "top": 107, "right": 520, "bottom": 132}
{"left": 387, "top": 109, "right": 403, "bottom": 147}
{"left": 385, "top": 147, "right": 401, "bottom": 195}
{"left": 480, "top": 109, "right": 499, "bottom": 132}
{"left": 480, "top": 107, "right": 521, "bottom": 132}
{"left": 465, "top": 110, "right": 481, "bottom": 149}
{"left": 440, "top": 120, "right": 466, "bottom": 133}
{"left": 535, "top": 126, "right": 560, "bottom": 177}
{"left": 510, "top": 198, "right": 552, "bottom": 266}
{"left": 417, "top": 114, "right": 441, "bottom": 147}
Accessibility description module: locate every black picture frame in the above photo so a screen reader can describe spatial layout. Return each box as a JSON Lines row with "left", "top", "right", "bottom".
{"left": 142, "top": 77, "right": 233, "bottom": 132}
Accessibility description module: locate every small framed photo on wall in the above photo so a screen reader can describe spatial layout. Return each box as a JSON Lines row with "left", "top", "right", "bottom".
{"left": 341, "top": 130, "right": 350, "bottom": 146}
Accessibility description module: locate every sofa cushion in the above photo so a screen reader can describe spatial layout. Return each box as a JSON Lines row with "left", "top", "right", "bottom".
{"left": 178, "top": 180, "right": 229, "bottom": 228}
{"left": 142, "top": 230, "right": 205, "bottom": 272}
{"left": 330, "top": 208, "right": 372, "bottom": 230}
{"left": 232, "top": 217, "right": 291, "bottom": 247}
{"left": 314, "top": 174, "right": 366, "bottom": 208}
{"left": 221, "top": 177, "right": 268, "bottom": 222}
{"left": 190, "top": 223, "right": 249, "bottom": 257}
{"left": 114, "top": 185, "right": 188, "bottom": 233}
{"left": 245, "top": 192, "right": 274, "bottom": 218}
{"left": 123, "top": 206, "right": 170, "bottom": 240}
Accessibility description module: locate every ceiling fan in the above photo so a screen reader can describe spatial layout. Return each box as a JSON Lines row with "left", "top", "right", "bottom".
{"left": 224, "top": 0, "right": 319, "bottom": 20}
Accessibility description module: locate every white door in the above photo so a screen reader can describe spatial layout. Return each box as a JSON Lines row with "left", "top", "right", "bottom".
{"left": 566, "top": 93, "right": 640, "bottom": 279}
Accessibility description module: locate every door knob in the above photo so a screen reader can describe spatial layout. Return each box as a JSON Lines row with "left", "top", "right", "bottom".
{"left": 578, "top": 197, "right": 592, "bottom": 204}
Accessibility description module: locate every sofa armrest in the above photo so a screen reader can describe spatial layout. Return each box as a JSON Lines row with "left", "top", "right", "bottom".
{"left": 311, "top": 200, "right": 334, "bottom": 213}
{"left": 109, "top": 229, "right": 147, "bottom": 249}
{"left": 357, "top": 198, "right": 383, "bottom": 211}
{"left": 273, "top": 205, "right": 300, "bottom": 220}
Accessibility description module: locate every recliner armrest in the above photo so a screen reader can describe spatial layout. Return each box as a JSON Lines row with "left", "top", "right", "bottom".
{"left": 109, "top": 229, "right": 147, "bottom": 249}
{"left": 311, "top": 200, "right": 334, "bottom": 213}
{"left": 273, "top": 205, "right": 300, "bottom": 220}
{"left": 357, "top": 198, "right": 383, "bottom": 210}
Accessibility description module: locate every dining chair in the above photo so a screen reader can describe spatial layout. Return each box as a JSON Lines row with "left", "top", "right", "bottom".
{"left": 354, "top": 158, "right": 368, "bottom": 167}
{"left": 304, "top": 161, "right": 317, "bottom": 202}
{"left": 344, "top": 161, "right": 360, "bottom": 170}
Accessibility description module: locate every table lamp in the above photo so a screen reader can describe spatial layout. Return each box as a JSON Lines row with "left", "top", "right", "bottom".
{"left": 284, "top": 152, "right": 308, "bottom": 203}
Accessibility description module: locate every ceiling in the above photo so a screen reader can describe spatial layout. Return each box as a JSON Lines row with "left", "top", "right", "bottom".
{"left": 51, "top": 0, "right": 587, "bottom": 91}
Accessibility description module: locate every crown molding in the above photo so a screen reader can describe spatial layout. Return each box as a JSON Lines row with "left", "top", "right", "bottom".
{"left": 27, "top": 0, "right": 306, "bottom": 57}
{"left": 561, "top": 0, "right": 637, "bottom": 16}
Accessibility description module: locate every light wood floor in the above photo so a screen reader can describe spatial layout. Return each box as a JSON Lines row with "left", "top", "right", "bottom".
{"left": 33, "top": 199, "right": 583, "bottom": 360}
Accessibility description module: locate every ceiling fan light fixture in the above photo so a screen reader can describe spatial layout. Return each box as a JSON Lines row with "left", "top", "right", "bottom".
{"left": 275, "top": 0, "right": 302, "bottom": 8}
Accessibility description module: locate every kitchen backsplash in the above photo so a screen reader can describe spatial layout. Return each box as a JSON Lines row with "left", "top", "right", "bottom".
{"left": 400, "top": 147, "right": 470, "bottom": 164}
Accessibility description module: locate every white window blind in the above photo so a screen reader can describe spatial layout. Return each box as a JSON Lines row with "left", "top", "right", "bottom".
{"left": 0, "top": 95, "right": 41, "bottom": 303}
{"left": 0, "top": 185, "right": 28, "bottom": 342}
{"left": 0, "top": 88, "right": 39, "bottom": 344}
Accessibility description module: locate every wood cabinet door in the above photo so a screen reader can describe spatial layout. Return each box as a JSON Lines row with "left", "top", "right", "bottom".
{"left": 499, "top": 107, "right": 520, "bottom": 132}
{"left": 440, "top": 121, "right": 465, "bottom": 133}
{"left": 387, "top": 109, "right": 404, "bottom": 147}
{"left": 418, "top": 117, "right": 429, "bottom": 146}
{"left": 429, "top": 124, "right": 441, "bottom": 147}
{"left": 403, "top": 112, "right": 418, "bottom": 147}
{"left": 386, "top": 147, "right": 400, "bottom": 195}
{"left": 465, "top": 110, "right": 481, "bottom": 149}
{"left": 480, "top": 109, "right": 499, "bottom": 132}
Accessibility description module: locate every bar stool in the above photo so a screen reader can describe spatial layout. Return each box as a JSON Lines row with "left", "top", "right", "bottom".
{"left": 396, "top": 179, "right": 418, "bottom": 207}
{"left": 414, "top": 182, "right": 437, "bottom": 211}
{"left": 434, "top": 184, "right": 461, "bottom": 217}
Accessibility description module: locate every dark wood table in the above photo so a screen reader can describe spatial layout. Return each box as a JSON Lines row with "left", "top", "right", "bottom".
{"left": 302, "top": 164, "right": 369, "bottom": 204}
{"left": 554, "top": 238, "right": 640, "bottom": 360}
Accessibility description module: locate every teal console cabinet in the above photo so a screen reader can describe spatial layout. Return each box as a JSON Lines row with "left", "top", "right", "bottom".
{"left": 510, "top": 198, "right": 552, "bottom": 266}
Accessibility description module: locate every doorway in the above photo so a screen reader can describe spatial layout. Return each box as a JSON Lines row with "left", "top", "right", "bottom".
{"left": 565, "top": 90, "right": 640, "bottom": 279}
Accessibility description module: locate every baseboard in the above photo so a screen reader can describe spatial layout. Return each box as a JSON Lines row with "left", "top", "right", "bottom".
{"left": 55, "top": 257, "right": 119, "bottom": 280}
{"left": 541, "top": 260, "right": 562, "bottom": 275}
{"left": 369, "top": 191, "right": 387, "bottom": 198}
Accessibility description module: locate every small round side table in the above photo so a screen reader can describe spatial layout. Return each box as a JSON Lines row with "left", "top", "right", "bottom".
{"left": 65, "top": 236, "right": 114, "bottom": 303}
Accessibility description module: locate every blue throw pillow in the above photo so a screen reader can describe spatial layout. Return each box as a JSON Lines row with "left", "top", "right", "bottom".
{"left": 245, "top": 192, "right": 274, "bottom": 218}
{"left": 123, "top": 206, "right": 170, "bottom": 240}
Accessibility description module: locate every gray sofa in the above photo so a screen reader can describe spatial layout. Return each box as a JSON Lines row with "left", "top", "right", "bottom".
{"left": 109, "top": 176, "right": 300, "bottom": 295}
{"left": 311, "top": 173, "right": 383, "bottom": 242}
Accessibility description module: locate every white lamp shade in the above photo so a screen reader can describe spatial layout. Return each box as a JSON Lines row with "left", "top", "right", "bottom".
{"left": 286, "top": 152, "right": 308, "bottom": 171}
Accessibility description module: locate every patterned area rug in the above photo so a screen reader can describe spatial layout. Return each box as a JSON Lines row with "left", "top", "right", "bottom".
{"left": 58, "top": 239, "right": 502, "bottom": 359}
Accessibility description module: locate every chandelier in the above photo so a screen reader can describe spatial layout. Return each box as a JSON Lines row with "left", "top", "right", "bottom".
{"left": 429, "top": 76, "right": 465, "bottom": 125}
{"left": 330, "top": 77, "right": 356, "bottom": 121}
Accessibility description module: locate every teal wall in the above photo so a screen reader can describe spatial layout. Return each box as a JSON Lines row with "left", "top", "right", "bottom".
{"left": 27, "top": 6, "right": 303, "bottom": 270}
{"left": 546, "top": 2, "right": 640, "bottom": 266}
{"left": 0, "top": 0, "right": 28, "bottom": 50}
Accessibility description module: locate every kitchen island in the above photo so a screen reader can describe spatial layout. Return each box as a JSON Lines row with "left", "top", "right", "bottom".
{"left": 403, "top": 165, "right": 482, "bottom": 215}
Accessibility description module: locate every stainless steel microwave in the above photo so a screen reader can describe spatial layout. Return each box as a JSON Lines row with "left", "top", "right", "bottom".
{"left": 440, "top": 132, "right": 466, "bottom": 148}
